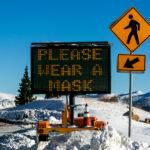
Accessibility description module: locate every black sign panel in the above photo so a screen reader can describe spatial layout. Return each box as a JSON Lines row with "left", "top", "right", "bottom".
{"left": 31, "top": 42, "right": 111, "bottom": 94}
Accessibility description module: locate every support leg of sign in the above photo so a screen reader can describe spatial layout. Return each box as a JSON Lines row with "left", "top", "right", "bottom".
{"left": 69, "top": 94, "right": 75, "bottom": 125}
{"left": 66, "top": 95, "right": 68, "bottom": 106}
{"left": 128, "top": 52, "right": 133, "bottom": 138}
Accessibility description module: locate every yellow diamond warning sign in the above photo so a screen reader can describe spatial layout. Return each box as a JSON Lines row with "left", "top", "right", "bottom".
{"left": 110, "top": 7, "right": 150, "bottom": 52}
{"left": 117, "top": 54, "right": 146, "bottom": 72}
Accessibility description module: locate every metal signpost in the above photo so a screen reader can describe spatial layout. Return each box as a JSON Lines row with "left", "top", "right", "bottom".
{"left": 110, "top": 7, "right": 149, "bottom": 137}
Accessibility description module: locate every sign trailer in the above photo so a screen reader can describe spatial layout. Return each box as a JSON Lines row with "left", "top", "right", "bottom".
{"left": 31, "top": 42, "right": 111, "bottom": 95}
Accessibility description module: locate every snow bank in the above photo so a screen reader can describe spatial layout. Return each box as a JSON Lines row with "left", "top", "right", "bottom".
{"left": 0, "top": 92, "right": 15, "bottom": 100}
{"left": 0, "top": 92, "right": 15, "bottom": 109}
{"left": 38, "top": 126, "right": 150, "bottom": 150}
{"left": 0, "top": 129, "right": 36, "bottom": 150}
{"left": 75, "top": 97, "right": 150, "bottom": 144}
{"left": 0, "top": 99, "right": 15, "bottom": 109}
{"left": 0, "top": 109, "right": 61, "bottom": 123}
{"left": 91, "top": 126, "right": 149, "bottom": 150}
{"left": 91, "top": 126, "right": 123, "bottom": 150}
{"left": 0, "top": 125, "right": 149, "bottom": 150}
{"left": 0, "top": 99, "right": 64, "bottom": 123}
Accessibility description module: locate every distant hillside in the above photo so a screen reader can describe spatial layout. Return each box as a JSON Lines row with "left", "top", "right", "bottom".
{"left": 118, "top": 91, "right": 143, "bottom": 102}
{"left": 1, "top": 91, "right": 150, "bottom": 112}
{"left": 118, "top": 91, "right": 150, "bottom": 112}
{"left": 133, "top": 92, "right": 150, "bottom": 112}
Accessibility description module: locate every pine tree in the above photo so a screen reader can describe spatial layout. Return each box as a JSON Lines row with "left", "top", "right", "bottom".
{"left": 15, "top": 66, "right": 36, "bottom": 105}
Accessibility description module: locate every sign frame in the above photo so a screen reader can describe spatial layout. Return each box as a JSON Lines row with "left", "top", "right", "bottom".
{"left": 31, "top": 42, "right": 111, "bottom": 95}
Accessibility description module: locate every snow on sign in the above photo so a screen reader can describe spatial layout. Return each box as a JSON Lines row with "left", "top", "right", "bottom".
{"left": 117, "top": 54, "right": 146, "bottom": 72}
{"left": 110, "top": 7, "right": 150, "bottom": 52}
{"left": 31, "top": 42, "right": 111, "bottom": 94}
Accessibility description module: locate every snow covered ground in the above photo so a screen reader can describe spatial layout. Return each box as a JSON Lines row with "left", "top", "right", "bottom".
{"left": 76, "top": 97, "right": 150, "bottom": 144}
{"left": 0, "top": 92, "right": 15, "bottom": 109}
{"left": 0, "top": 95, "right": 150, "bottom": 149}
{"left": 0, "top": 92, "right": 45, "bottom": 110}
{"left": 36, "top": 126, "right": 150, "bottom": 150}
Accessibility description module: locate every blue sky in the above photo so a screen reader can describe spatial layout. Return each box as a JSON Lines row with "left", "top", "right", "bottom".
{"left": 0, "top": 0, "right": 150, "bottom": 94}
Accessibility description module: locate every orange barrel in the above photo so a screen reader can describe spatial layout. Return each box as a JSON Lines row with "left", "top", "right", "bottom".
{"left": 83, "top": 104, "right": 91, "bottom": 127}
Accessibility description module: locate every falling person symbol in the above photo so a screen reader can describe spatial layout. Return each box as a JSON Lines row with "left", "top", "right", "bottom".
{"left": 124, "top": 14, "right": 140, "bottom": 45}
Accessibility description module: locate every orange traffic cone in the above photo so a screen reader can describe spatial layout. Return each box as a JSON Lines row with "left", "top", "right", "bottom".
{"left": 83, "top": 104, "right": 91, "bottom": 127}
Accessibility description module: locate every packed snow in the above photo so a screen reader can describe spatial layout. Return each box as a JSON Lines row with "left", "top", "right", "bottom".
{"left": 0, "top": 128, "right": 36, "bottom": 150}
{"left": 37, "top": 126, "right": 150, "bottom": 150}
{"left": 0, "top": 93, "right": 45, "bottom": 110}
{"left": 76, "top": 97, "right": 150, "bottom": 144}
{"left": 0, "top": 92, "right": 15, "bottom": 100}
{"left": 0, "top": 99, "right": 64, "bottom": 123}
{"left": 0, "top": 92, "right": 15, "bottom": 109}
{"left": 0, "top": 94, "right": 150, "bottom": 150}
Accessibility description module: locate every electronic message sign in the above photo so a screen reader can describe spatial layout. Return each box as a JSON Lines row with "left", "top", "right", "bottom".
{"left": 31, "top": 42, "right": 111, "bottom": 94}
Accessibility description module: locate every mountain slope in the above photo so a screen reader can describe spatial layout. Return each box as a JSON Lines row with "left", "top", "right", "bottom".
{"left": 119, "top": 91, "right": 150, "bottom": 112}
{"left": 0, "top": 92, "right": 15, "bottom": 109}
{"left": 133, "top": 92, "right": 150, "bottom": 111}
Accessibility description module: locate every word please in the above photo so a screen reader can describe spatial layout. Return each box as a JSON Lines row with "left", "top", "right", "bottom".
{"left": 38, "top": 48, "right": 103, "bottom": 61}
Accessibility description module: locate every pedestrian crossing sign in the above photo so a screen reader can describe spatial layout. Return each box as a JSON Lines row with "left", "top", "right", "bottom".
{"left": 110, "top": 7, "right": 150, "bottom": 52}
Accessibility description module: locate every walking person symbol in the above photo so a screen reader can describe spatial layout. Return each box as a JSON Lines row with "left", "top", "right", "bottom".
{"left": 124, "top": 14, "right": 140, "bottom": 45}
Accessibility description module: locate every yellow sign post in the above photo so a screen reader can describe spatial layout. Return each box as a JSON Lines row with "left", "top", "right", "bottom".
{"left": 110, "top": 7, "right": 148, "bottom": 138}
{"left": 110, "top": 7, "right": 150, "bottom": 52}
{"left": 117, "top": 54, "right": 146, "bottom": 72}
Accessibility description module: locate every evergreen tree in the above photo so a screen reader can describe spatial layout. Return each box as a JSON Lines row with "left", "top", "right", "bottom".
{"left": 15, "top": 66, "right": 36, "bottom": 105}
